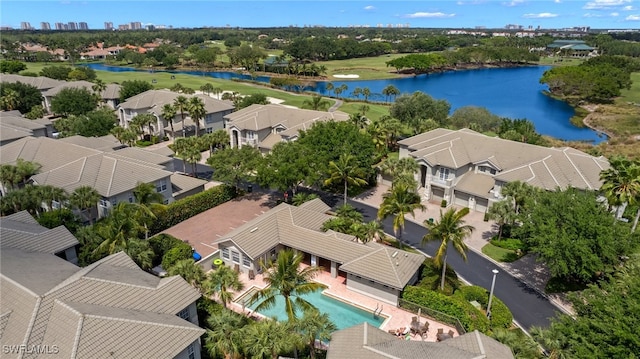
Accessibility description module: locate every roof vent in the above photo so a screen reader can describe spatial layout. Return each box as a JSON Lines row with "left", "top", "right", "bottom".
{"left": 391, "top": 251, "right": 398, "bottom": 258}
{"left": 396, "top": 261, "right": 399, "bottom": 266}
{"left": 404, "top": 253, "right": 408, "bottom": 257}
{"left": 250, "top": 227, "right": 258, "bottom": 233}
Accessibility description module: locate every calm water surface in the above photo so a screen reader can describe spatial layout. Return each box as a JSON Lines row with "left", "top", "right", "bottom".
{"left": 87, "top": 63, "right": 604, "bottom": 143}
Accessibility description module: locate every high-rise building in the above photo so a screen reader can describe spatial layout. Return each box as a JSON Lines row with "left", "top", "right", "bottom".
{"left": 130, "top": 21, "right": 142, "bottom": 30}
{"left": 67, "top": 22, "right": 77, "bottom": 30}
{"left": 55, "top": 22, "right": 65, "bottom": 30}
{"left": 20, "top": 22, "right": 32, "bottom": 30}
{"left": 104, "top": 21, "right": 113, "bottom": 30}
{"left": 40, "top": 22, "right": 51, "bottom": 30}
{"left": 79, "top": 22, "right": 89, "bottom": 30}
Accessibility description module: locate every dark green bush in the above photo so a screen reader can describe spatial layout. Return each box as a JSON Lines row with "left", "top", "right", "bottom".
{"left": 149, "top": 185, "right": 236, "bottom": 234}
{"left": 37, "top": 208, "right": 81, "bottom": 234}
{"left": 454, "top": 285, "right": 513, "bottom": 330}
{"left": 161, "top": 242, "right": 193, "bottom": 270}
{"left": 419, "top": 258, "right": 460, "bottom": 295}
{"left": 402, "top": 286, "right": 490, "bottom": 332}
{"left": 441, "top": 199, "right": 448, "bottom": 208}
{"left": 490, "top": 238, "right": 526, "bottom": 251}
{"left": 148, "top": 233, "right": 185, "bottom": 266}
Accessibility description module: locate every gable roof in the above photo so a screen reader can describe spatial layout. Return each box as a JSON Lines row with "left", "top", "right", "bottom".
{"left": 224, "top": 103, "right": 349, "bottom": 132}
{"left": 0, "top": 211, "right": 79, "bottom": 255}
{"left": 1, "top": 136, "right": 173, "bottom": 198}
{"left": 42, "top": 80, "right": 121, "bottom": 100}
{"left": 0, "top": 249, "right": 203, "bottom": 359}
{"left": 59, "top": 134, "right": 124, "bottom": 152}
{"left": 217, "top": 199, "right": 425, "bottom": 290}
{"left": 0, "top": 74, "right": 65, "bottom": 90}
{"left": 0, "top": 113, "right": 51, "bottom": 143}
{"left": 399, "top": 129, "right": 609, "bottom": 191}
{"left": 327, "top": 323, "right": 514, "bottom": 359}
{"left": 118, "top": 89, "right": 234, "bottom": 114}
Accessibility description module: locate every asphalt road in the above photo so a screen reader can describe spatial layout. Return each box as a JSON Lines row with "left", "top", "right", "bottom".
{"left": 346, "top": 199, "right": 560, "bottom": 331}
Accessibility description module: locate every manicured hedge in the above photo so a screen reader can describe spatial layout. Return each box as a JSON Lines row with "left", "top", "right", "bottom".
{"left": 454, "top": 285, "right": 513, "bottom": 329}
{"left": 161, "top": 241, "right": 193, "bottom": 270}
{"left": 149, "top": 233, "right": 185, "bottom": 267}
{"left": 150, "top": 185, "right": 236, "bottom": 234}
{"left": 402, "top": 286, "right": 490, "bottom": 333}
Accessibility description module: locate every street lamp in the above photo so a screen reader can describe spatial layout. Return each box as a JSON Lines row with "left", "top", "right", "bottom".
{"left": 486, "top": 269, "right": 499, "bottom": 319}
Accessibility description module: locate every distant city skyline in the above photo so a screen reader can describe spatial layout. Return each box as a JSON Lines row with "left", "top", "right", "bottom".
{"left": 2, "top": 0, "right": 640, "bottom": 30}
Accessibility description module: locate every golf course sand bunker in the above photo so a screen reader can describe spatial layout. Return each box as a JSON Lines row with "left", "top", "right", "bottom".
{"left": 333, "top": 74, "right": 360, "bottom": 78}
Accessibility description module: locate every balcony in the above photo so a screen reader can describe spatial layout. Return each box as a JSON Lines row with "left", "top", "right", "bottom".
{"left": 240, "top": 138, "right": 258, "bottom": 147}
{"left": 431, "top": 178, "right": 453, "bottom": 187}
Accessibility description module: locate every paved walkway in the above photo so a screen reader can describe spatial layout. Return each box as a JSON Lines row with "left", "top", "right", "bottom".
{"left": 352, "top": 184, "right": 574, "bottom": 316}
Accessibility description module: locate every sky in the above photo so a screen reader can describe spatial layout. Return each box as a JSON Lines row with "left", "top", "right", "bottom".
{"left": 2, "top": 0, "right": 640, "bottom": 30}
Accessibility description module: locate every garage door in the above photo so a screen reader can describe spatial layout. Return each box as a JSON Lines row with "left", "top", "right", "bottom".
{"left": 475, "top": 197, "right": 489, "bottom": 213}
{"left": 431, "top": 186, "right": 445, "bottom": 202}
{"left": 455, "top": 192, "right": 470, "bottom": 208}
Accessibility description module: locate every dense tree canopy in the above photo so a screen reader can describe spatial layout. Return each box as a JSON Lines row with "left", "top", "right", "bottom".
{"left": 53, "top": 108, "right": 117, "bottom": 137}
{"left": 119, "top": 79, "right": 154, "bottom": 102}
{"left": 0, "top": 81, "right": 43, "bottom": 114}
{"left": 513, "top": 188, "right": 637, "bottom": 284}
{"left": 50, "top": 87, "right": 98, "bottom": 116}
{"left": 389, "top": 91, "right": 451, "bottom": 134}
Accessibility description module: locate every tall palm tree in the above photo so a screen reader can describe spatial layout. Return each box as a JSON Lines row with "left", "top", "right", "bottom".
{"left": 91, "top": 79, "right": 107, "bottom": 105}
{"left": 0, "top": 164, "right": 20, "bottom": 193}
{"left": 15, "top": 159, "right": 41, "bottom": 187}
{"left": 422, "top": 207, "right": 475, "bottom": 291}
{"left": 160, "top": 103, "right": 177, "bottom": 139}
{"left": 203, "top": 264, "right": 244, "bottom": 309}
{"left": 530, "top": 326, "right": 571, "bottom": 359}
{"left": 487, "top": 200, "right": 516, "bottom": 240}
{"left": 69, "top": 185, "right": 100, "bottom": 224}
{"left": 502, "top": 180, "right": 534, "bottom": 214}
{"left": 132, "top": 182, "right": 166, "bottom": 239}
{"left": 212, "top": 87, "right": 223, "bottom": 100}
{"left": 205, "top": 309, "right": 246, "bottom": 359}
{"left": 95, "top": 202, "right": 144, "bottom": 254}
{"left": 1, "top": 89, "right": 19, "bottom": 111}
{"left": 382, "top": 85, "right": 400, "bottom": 102}
{"left": 295, "top": 308, "right": 337, "bottom": 359}
{"left": 110, "top": 126, "right": 127, "bottom": 145}
{"left": 173, "top": 95, "right": 189, "bottom": 138}
{"left": 348, "top": 112, "right": 368, "bottom": 130}
{"left": 125, "top": 238, "right": 155, "bottom": 270}
{"left": 37, "top": 185, "right": 68, "bottom": 211}
{"left": 362, "top": 87, "right": 371, "bottom": 102}
{"left": 188, "top": 96, "right": 206, "bottom": 137}
{"left": 168, "top": 258, "right": 206, "bottom": 290}
{"left": 379, "top": 157, "right": 419, "bottom": 189}
{"left": 325, "top": 82, "right": 334, "bottom": 97}
{"left": 362, "top": 220, "right": 386, "bottom": 243}
{"left": 200, "top": 83, "right": 214, "bottom": 96}
{"left": 323, "top": 153, "right": 368, "bottom": 206}
{"left": 181, "top": 146, "right": 202, "bottom": 176}
{"left": 377, "top": 184, "right": 425, "bottom": 241}
{"left": 600, "top": 156, "right": 640, "bottom": 232}
{"left": 250, "top": 249, "right": 325, "bottom": 321}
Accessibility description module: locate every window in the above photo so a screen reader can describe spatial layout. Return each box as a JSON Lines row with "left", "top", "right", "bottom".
{"left": 439, "top": 168, "right": 450, "bottom": 181}
{"left": 156, "top": 179, "right": 167, "bottom": 193}
{"left": 99, "top": 198, "right": 109, "bottom": 207}
{"left": 187, "top": 344, "right": 195, "bottom": 359}
{"left": 52, "top": 200, "right": 61, "bottom": 209}
{"left": 178, "top": 307, "right": 190, "bottom": 322}
{"left": 479, "top": 166, "right": 496, "bottom": 175}
{"left": 221, "top": 247, "right": 229, "bottom": 259}
{"left": 246, "top": 131, "right": 255, "bottom": 140}
{"left": 242, "top": 255, "right": 251, "bottom": 268}
{"left": 206, "top": 127, "right": 214, "bottom": 134}
{"left": 232, "top": 251, "right": 240, "bottom": 264}
{"left": 128, "top": 197, "right": 134, "bottom": 203}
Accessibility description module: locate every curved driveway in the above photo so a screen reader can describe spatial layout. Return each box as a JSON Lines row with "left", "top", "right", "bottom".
{"left": 347, "top": 199, "right": 560, "bottom": 331}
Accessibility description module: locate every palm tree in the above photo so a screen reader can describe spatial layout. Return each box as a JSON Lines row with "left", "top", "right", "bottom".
{"left": 362, "top": 220, "right": 386, "bottom": 243}
{"left": 352, "top": 87, "right": 362, "bottom": 99}
{"left": 160, "top": 103, "right": 177, "bottom": 139}
{"left": 200, "top": 129, "right": 230, "bottom": 156}
{"left": 69, "top": 185, "right": 100, "bottom": 224}
{"left": 170, "top": 137, "right": 190, "bottom": 173}
{"left": 200, "top": 83, "right": 214, "bottom": 96}
{"left": 203, "top": 264, "right": 244, "bottom": 309}
{"left": 291, "top": 192, "right": 319, "bottom": 206}
{"left": 212, "top": 87, "right": 223, "bottom": 100}
{"left": 1, "top": 89, "right": 19, "bottom": 111}
{"left": 181, "top": 146, "right": 202, "bottom": 176}
{"left": 250, "top": 249, "right": 325, "bottom": 321}
{"left": 302, "top": 94, "right": 330, "bottom": 111}
{"left": 131, "top": 113, "right": 157, "bottom": 138}
{"left": 382, "top": 85, "right": 400, "bottom": 102}
{"left": 377, "top": 184, "right": 425, "bottom": 241}
{"left": 323, "top": 153, "right": 368, "bottom": 206}
{"left": 487, "top": 200, "right": 516, "bottom": 240}
{"left": 125, "top": 238, "right": 155, "bottom": 270}
{"left": 188, "top": 96, "right": 206, "bottom": 137}
{"left": 379, "top": 157, "right": 419, "bottom": 189}
{"left": 349, "top": 112, "right": 368, "bottom": 130}
{"left": 530, "top": 326, "right": 571, "bottom": 359}
{"left": 168, "top": 258, "right": 206, "bottom": 289}
{"left": 205, "top": 309, "right": 246, "bottom": 359}
{"left": 91, "top": 79, "right": 106, "bottom": 105}
{"left": 600, "top": 156, "right": 640, "bottom": 232}
{"left": 132, "top": 182, "right": 166, "bottom": 239}
{"left": 37, "top": 185, "right": 68, "bottom": 211}
{"left": 422, "top": 207, "right": 475, "bottom": 291}
{"left": 243, "top": 318, "right": 297, "bottom": 359}
{"left": 0, "top": 164, "right": 21, "bottom": 193}
{"left": 110, "top": 126, "right": 127, "bottom": 145}
{"left": 338, "top": 83, "right": 348, "bottom": 98}
{"left": 95, "top": 202, "right": 144, "bottom": 254}
{"left": 173, "top": 95, "right": 189, "bottom": 138}
{"left": 15, "top": 159, "right": 41, "bottom": 187}
{"left": 502, "top": 180, "right": 534, "bottom": 214}
{"left": 362, "top": 87, "right": 371, "bottom": 102}
{"left": 325, "top": 82, "right": 334, "bottom": 97}
{"left": 295, "top": 308, "right": 336, "bottom": 359}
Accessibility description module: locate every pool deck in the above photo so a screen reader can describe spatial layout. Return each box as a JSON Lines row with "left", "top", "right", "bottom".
{"left": 223, "top": 265, "right": 458, "bottom": 342}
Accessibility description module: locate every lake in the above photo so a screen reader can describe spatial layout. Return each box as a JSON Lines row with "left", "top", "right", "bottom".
{"left": 86, "top": 63, "right": 605, "bottom": 143}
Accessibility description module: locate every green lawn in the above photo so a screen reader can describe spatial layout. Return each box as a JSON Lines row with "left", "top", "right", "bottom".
{"left": 317, "top": 53, "right": 407, "bottom": 80}
{"left": 481, "top": 243, "right": 520, "bottom": 263}
{"left": 336, "top": 100, "right": 390, "bottom": 122}
{"left": 619, "top": 72, "right": 640, "bottom": 104}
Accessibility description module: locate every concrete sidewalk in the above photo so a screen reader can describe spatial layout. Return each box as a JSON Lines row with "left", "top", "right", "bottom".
{"left": 352, "top": 184, "right": 574, "bottom": 316}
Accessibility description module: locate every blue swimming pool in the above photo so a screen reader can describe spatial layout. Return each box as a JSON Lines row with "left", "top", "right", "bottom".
{"left": 238, "top": 288, "right": 386, "bottom": 330}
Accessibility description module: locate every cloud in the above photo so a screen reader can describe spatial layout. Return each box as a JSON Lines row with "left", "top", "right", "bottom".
{"left": 611, "top": 12, "right": 620, "bottom": 16}
{"left": 622, "top": 5, "right": 635, "bottom": 10}
{"left": 584, "top": 0, "right": 631, "bottom": 10}
{"left": 554, "top": 0, "right": 561, "bottom": 3}
{"left": 364, "top": 5, "right": 375, "bottom": 10}
{"left": 403, "top": 12, "right": 456, "bottom": 18}
{"left": 626, "top": 14, "right": 640, "bottom": 20}
{"left": 523, "top": 12, "right": 559, "bottom": 18}
{"left": 502, "top": 0, "right": 525, "bottom": 7}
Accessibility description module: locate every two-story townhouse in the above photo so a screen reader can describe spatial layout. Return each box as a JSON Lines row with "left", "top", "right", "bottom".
{"left": 223, "top": 103, "right": 350, "bottom": 153}
{"left": 0, "top": 249, "right": 205, "bottom": 359}
{"left": 0, "top": 136, "right": 206, "bottom": 221}
{"left": 399, "top": 128, "right": 609, "bottom": 212}
{"left": 117, "top": 90, "right": 234, "bottom": 138}
{"left": 42, "top": 80, "right": 121, "bottom": 112}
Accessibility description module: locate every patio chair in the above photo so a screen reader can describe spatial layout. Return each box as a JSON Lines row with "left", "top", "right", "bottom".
{"left": 437, "top": 328, "right": 444, "bottom": 335}
{"left": 448, "top": 330, "right": 455, "bottom": 337}
{"left": 248, "top": 270, "right": 255, "bottom": 280}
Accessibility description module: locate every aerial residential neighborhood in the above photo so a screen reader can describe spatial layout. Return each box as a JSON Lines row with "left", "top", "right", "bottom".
{"left": 1, "top": 2, "right": 639, "bottom": 357}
